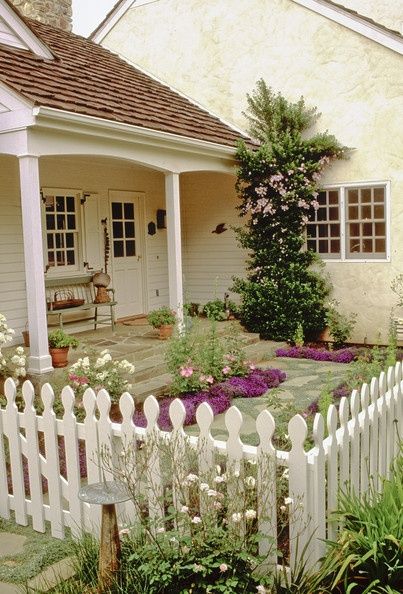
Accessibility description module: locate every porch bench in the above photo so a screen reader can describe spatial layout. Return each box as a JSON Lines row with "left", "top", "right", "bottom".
{"left": 45, "top": 274, "right": 117, "bottom": 331}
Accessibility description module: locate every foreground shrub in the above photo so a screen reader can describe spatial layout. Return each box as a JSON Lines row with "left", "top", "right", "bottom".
{"left": 322, "top": 449, "right": 403, "bottom": 593}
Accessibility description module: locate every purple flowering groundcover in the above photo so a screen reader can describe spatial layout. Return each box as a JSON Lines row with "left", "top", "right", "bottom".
{"left": 134, "top": 367, "right": 286, "bottom": 431}
{"left": 275, "top": 345, "right": 356, "bottom": 364}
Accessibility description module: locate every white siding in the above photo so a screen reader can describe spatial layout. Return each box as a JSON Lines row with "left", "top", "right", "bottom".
{"left": 181, "top": 172, "right": 245, "bottom": 306}
{"left": 0, "top": 156, "right": 27, "bottom": 339}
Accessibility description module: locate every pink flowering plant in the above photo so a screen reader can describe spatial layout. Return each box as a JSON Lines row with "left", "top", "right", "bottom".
{"left": 232, "top": 81, "right": 346, "bottom": 341}
{"left": 68, "top": 349, "right": 135, "bottom": 402}
{"left": 166, "top": 320, "right": 252, "bottom": 395}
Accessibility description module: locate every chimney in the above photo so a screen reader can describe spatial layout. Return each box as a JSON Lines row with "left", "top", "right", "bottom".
{"left": 10, "top": 0, "right": 72, "bottom": 32}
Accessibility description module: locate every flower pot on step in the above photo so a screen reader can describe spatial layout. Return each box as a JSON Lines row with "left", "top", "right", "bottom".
{"left": 49, "top": 347, "right": 70, "bottom": 368}
{"left": 158, "top": 324, "right": 173, "bottom": 340}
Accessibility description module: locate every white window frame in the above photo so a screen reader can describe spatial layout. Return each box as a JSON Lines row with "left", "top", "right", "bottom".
{"left": 308, "top": 180, "right": 391, "bottom": 263}
{"left": 41, "top": 187, "right": 85, "bottom": 276}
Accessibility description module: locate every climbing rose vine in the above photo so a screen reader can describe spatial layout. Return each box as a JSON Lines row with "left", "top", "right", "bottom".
{"left": 232, "top": 81, "right": 346, "bottom": 340}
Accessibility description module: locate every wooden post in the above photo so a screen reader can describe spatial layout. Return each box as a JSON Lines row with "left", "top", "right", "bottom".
{"left": 99, "top": 503, "right": 121, "bottom": 592}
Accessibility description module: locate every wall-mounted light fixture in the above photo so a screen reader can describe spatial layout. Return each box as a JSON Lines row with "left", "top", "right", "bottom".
{"left": 156, "top": 209, "right": 166, "bottom": 229}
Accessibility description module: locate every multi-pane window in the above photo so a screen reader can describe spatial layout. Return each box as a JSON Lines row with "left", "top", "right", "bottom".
{"left": 111, "top": 201, "right": 136, "bottom": 258}
{"left": 43, "top": 192, "right": 79, "bottom": 269}
{"left": 307, "top": 183, "right": 388, "bottom": 261}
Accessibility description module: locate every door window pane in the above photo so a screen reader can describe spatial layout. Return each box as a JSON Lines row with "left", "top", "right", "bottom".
{"left": 112, "top": 202, "right": 123, "bottom": 219}
{"left": 113, "top": 241, "right": 124, "bottom": 258}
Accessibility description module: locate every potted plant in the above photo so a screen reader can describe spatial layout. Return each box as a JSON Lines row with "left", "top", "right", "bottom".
{"left": 147, "top": 306, "right": 176, "bottom": 339}
{"left": 48, "top": 329, "right": 79, "bottom": 368}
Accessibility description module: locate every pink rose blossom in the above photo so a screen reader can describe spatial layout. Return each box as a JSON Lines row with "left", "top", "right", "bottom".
{"left": 222, "top": 366, "right": 231, "bottom": 375}
{"left": 180, "top": 366, "right": 194, "bottom": 378}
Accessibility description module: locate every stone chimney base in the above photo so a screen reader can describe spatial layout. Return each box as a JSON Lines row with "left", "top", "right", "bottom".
{"left": 10, "top": 0, "right": 72, "bottom": 32}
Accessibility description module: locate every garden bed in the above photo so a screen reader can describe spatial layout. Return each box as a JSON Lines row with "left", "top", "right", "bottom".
{"left": 275, "top": 345, "right": 357, "bottom": 363}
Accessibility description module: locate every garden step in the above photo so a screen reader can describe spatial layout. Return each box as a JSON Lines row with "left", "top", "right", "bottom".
{"left": 133, "top": 373, "right": 171, "bottom": 403}
{"left": 132, "top": 354, "right": 167, "bottom": 383}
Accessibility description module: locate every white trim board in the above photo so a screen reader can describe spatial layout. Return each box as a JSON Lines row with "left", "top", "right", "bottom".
{"left": 91, "top": 0, "right": 403, "bottom": 55}
{"left": 0, "top": 0, "right": 53, "bottom": 59}
{"left": 291, "top": 0, "right": 403, "bottom": 55}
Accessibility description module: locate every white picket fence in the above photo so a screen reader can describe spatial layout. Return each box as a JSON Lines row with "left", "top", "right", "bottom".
{"left": 0, "top": 362, "right": 402, "bottom": 570}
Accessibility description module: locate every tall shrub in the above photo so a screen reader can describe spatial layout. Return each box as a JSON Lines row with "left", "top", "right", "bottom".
{"left": 233, "top": 81, "right": 346, "bottom": 340}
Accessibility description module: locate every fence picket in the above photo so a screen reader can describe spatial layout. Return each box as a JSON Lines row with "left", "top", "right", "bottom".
{"left": 326, "top": 405, "right": 338, "bottom": 542}
{"left": 288, "top": 414, "right": 308, "bottom": 569}
{"left": 196, "top": 402, "right": 215, "bottom": 475}
{"left": 338, "top": 397, "right": 350, "bottom": 493}
{"left": 349, "top": 391, "right": 360, "bottom": 495}
{"left": 225, "top": 406, "right": 245, "bottom": 530}
{"left": 5, "top": 378, "right": 27, "bottom": 526}
{"left": 96, "top": 390, "right": 114, "bottom": 482}
{"left": 143, "top": 395, "right": 164, "bottom": 531}
{"left": 312, "top": 413, "right": 326, "bottom": 565}
{"left": 22, "top": 381, "right": 45, "bottom": 533}
{"left": 378, "top": 372, "right": 387, "bottom": 481}
{"left": 395, "top": 362, "right": 402, "bottom": 440}
{"left": 386, "top": 367, "right": 397, "bottom": 478}
{"left": 359, "top": 384, "right": 370, "bottom": 495}
{"left": 256, "top": 409, "right": 277, "bottom": 564}
{"left": 83, "top": 388, "right": 100, "bottom": 532}
{"left": 41, "top": 383, "right": 64, "bottom": 538}
{"left": 369, "top": 377, "right": 379, "bottom": 492}
{"left": 0, "top": 394, "right": 10, "bottom": 520}
{"left": 61, "top": 386, "right": 83, "bottom": 537}
{"left": 119, "top": 392, "right": 137, "bottom": 524}
{"left": 169, "top": 399, "right": 188, "bottom": 521}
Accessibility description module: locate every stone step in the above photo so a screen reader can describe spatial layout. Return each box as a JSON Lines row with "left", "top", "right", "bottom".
{"left": 133, "top": 354, "right": 167, "bottom": 383}
{"left": 133, "top": 373, "right": 171, "bottom": 403}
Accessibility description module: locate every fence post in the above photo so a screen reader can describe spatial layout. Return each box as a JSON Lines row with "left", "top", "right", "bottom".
{"left": 288, "top": 414, "right": 309, "bottom": 570}
{"left": 0, "top": 385, "right": 10, "bottom": 520}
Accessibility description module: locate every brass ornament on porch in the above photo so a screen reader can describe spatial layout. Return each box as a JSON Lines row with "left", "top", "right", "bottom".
{"left": 93, "top": 218, "right": 112, "bottom": 303}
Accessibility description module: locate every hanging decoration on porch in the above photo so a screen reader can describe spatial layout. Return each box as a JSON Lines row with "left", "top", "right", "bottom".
{"left": 93, "top": 218, "right": 111, "bottom": 303}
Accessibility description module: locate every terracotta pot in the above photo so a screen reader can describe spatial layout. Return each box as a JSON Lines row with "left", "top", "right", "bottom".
{"left": 49, "top": 347, "right": 70, "bottom": 368}
{"left": 158, "top": 324, "right": 173, "bottom": 340}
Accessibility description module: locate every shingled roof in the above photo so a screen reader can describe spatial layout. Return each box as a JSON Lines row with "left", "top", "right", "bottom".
{"left": 0, "top": 17, "right": 248, "bottom": 148}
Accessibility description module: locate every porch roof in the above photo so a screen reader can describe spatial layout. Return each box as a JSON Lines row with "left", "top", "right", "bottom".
{"left": 0, "top": 17, "right": 252, "bottom": 149}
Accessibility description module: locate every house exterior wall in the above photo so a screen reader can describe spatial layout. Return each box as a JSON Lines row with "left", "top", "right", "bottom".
{"left": 103, "top": 0, "right": 403, "bottom": 342}
{"left": 337, "top": 0, "right": 403, "bottom": 35}
{"left": 180, "top": 171, "right": 245, "bottom": 306}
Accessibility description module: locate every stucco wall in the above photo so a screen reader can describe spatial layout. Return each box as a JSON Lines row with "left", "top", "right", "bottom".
{"left": 339, "top": 0, "right": 403, "bottom": 35}
{"left": 103, "top": 0, "right": 403, "bottom": 342}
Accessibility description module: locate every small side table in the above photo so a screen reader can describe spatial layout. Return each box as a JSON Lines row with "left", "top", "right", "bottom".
{"left": 78, "top": 481, "right": 131, "bottom": 592}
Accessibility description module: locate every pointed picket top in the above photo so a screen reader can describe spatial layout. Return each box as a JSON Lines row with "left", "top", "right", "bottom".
{"left": 360, "top": 383, "right": 369, "bottom": 411}
{"left": 61, "top": 385, "right": 75, "bottom": 416}
{"left": 97, "top": 389, "right": 111, "bottom": 419}
{"left": 196, "top": 401, "right": 214, "bottom": 435}
{"left": 387, "top": 366, "right": 395, "bottom": 391}
{"left": 313, "top": 413, "right": 324, "bottom": 447}
{"left": 256, "top": 409, "right": 275, "bottom": 454}
{"left": 41, "top": 383, "right": 55, "bottom": 411}
{"left": 339, "top": 397, "right": 349, "bottom": 427}
{"left": 350, "top": 390, "right": 359, "bottom": 419}
{"left": 143, "top": 395, "right": 160, "bottom": 430}
{"left": 395, "top": 361, "right": 402, "bottom": 384}
{"left": 379, "top": 371, "right": 386, "bottom": 396}
{"left": 22, "top": 380, "right": 35, "bottom": 410}
{"left": 370, "top": 376, "right": 379, "bottom": 405}
{"left": 169, "top": 398, "right": 186, "bottom": 432}
{"left": 288, "top": 414, "right": 307, "bottom": 451}
{"left": 83, "top": 387, "right": 97, "bottom": 419}
{"left": 327, "top": 404, "right": 338, "bottom": 435}
{"left": 4, "top": 377, "right": 16, "bottom": 405}
{"left": 120, "top": 392, "right": 135, "bottom": 423}
{"left": 225, "top": 405, "right": 243, "bottom": 439}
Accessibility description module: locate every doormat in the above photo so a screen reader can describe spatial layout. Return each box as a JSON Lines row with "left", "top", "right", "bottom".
{"left": 121, "top": 316, "right": 149, "bottom": 326}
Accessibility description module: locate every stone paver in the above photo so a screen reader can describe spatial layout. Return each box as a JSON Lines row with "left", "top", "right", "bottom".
{"left": 0, "top": 534, "right": 27, "bottom": 559}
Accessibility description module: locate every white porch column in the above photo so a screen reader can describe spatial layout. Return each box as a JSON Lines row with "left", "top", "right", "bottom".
{"left": 165, "top": 172, "right": 183, "bottom": 325}
{"left": 18, "top": 155, "right": 53, "bottom": 374}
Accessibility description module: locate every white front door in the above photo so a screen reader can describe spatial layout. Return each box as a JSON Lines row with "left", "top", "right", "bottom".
{"left": 109, "top": 191, "right": 145, "bottom": 319}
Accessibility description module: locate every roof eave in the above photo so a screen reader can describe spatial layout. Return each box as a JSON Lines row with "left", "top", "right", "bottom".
{"left": 32, "top": 106, "right": 239, "bottom": 159}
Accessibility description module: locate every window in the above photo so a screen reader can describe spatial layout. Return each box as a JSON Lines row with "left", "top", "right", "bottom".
{"left": 42, "top": 190, "right": 81, "bottom": 271}
{"left": 307, "top": 182, "right": 389, "bottom": 261}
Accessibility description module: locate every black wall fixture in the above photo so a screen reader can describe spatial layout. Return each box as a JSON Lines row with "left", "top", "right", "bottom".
{"left": 148, "top": 221, "right": 156, "bottom": 236}
{"left": 156, "top": 209, "right": 166, "bottom": 229}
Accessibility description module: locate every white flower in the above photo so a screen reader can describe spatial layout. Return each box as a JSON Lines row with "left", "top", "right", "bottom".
{"left": 216, "top": 464, "right": 222, "bottom": 475}
{"left": 119, "top": 528, "right": 130, "bottom": 537}
{"left": 100, "top": 349, "right": 109, "bottom": 356}
{"left": 281, "top": 468, "right": 289, "bottom": 480}
{"left": 199, "top": 483, "right": 209, "bottom": 492}
{"left": 214, "top": 475, "right": 225, "bottom": 483}
{"left": 280, "top": 505, "right": 286, "bottom": 512}
{"left": 16, "top": 347, "right": 24, "bottom": 355}
{"left": 169, "top": 536, "right": 177, "bottom": 543}
{"left": 191, "top": 516, "right": 202, "bottom": 524}
{"left": 207, "top": 489, "right": 218, "bottom": 498}
{"left": 180, "top": 505, "right": 189, "bottom": 513}
{"left": 219, "top": 563, "right": 228, "bottom": 572}
{"left": 245, "top": 476, "right": 256, "bottom": 488}
{"left": 245, "top": 509, "right": 256, "bottom": 520}
{"left": 11, "top": 355, "right": 20, "bottom": 364}
{"left": 103, "top": 353, "right": 112, "bottom": 363}
{"left": 185, "top": 473, "right": 199, "bottom": 484}
{"left": 213, "top": 501, "right": 222, "bottom": 510}
{"left": 248, "top": 458, "right": 257, "bottom": 466}
{"left": 284, "top": 497, "right": 293, "bottom": 506}
{"left": 231, "top": 512, "right": 242, "bottom": 523}
{"left": 157, "top": 527, "right": 165, "bottom": 533}
{"left": 256, "top": 586, "right": 267, "bottom": 594}
{"left": 95, "top": 357, "right": 106, "bottom": 369}
{"left": 82, "top": 357, "right": 90, "bottom": 369}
